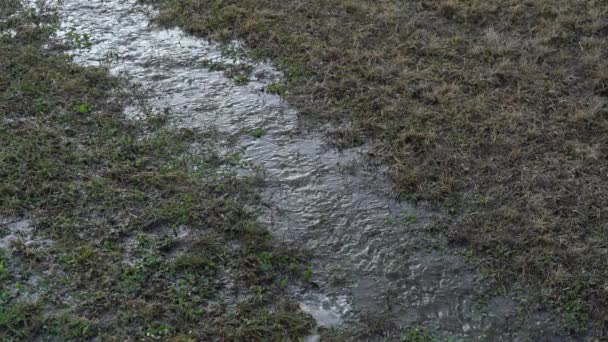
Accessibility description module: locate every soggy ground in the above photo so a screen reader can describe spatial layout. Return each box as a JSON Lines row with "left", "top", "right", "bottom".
{"left": 142, "top": 0, "right": 608, "bottom": 338}
{"left": 3, "top": 0, "right": 599, "bottom": 340}
{"left": 2, "top": 1, "right": 313, "bottom": 339}
{"left": 54, "top": 0, "right": 570, "bottom": 339}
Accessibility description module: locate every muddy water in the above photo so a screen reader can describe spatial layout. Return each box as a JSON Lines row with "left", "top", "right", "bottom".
{"left": 55, "top": 1, "right": 561, "bottom": 339}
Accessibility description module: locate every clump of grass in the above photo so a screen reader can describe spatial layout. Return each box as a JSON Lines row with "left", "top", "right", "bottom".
{"left": 0, "top": 1, "right": 312, "bottom": 340}
{"left": 251, "top": 127, "right": 266, "bottom": 138}
{"left": 65, "top": 29, "right": 92, "bottom": 49}
{"left": 223, "top": 63, "right": 252, "bottom": 85}
{"left": 233, "top": 73, "right": 249, "bottom": 85}
{"left": 401, "top": 327, "right": 437, "bottom": 342}
{"left": 141, "top": 0, "right": 608, "bottom": 336}
{"left": 200, "top": 59, "right": 227, "bottom": 71}
{"left": 265, "top": 82, "right": 286, "bottom": 96}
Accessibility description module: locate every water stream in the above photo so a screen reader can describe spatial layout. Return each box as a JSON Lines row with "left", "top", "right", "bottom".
{"left": 54, "top": 0, "right": 564, "bottom": 339}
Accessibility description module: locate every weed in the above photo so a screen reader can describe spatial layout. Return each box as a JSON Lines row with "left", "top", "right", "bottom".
{"left": 404, "top": 212, "right": 417, "bottom": 225}
{"left": 224, "top": 63, "right": 253, "bottom": 85}
{"left": 264, "top": 82, "right": 286, "bottom": 96}
{"left": 65, "top": 29, "right": 92, "bottom": 49}
{"left": 200, "top": 59, "right": 226, "bottom": 71}
{"left": 75, "top": 102, "right": 90, "bottom": 114}
{"left": 257, "top": 251, "right": 273, "bottom": 271}
{"left": 251, "top": 127, "right": 265, "bottom": 138}
{"left": 279, "top": 276, "right": 288, "bottom": 288}
{"left": 401, "top": 326, "right": 436, "bottom": 342}
{"left": 233, "top": 74, "right": 248, "bottom": 85}
{"left": 303, "top": 267, "right": 313, "bottom": 281}
{"left": 220, "top": 44, "right": 242, "bottom": 62}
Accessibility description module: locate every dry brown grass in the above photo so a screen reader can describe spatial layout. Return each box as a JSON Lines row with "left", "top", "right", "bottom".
{"left": 143, "top": 0, "right": 608, "bottom": 335}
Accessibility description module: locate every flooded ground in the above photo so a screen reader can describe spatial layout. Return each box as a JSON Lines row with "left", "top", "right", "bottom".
{"left": 53, "top": 0, "right": 566, "bottom": 339}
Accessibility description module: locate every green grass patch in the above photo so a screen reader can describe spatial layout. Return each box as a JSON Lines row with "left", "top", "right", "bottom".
{"left": 265, "top": 82, "right": 286, "bottom": 96}
{"left": 251, "top": 127, "right": 266, "bottom": 138}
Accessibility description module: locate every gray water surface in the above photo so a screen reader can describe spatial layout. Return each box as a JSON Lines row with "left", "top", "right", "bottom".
{"left": 55, "top": 0, "right": 565, "bottom": 339}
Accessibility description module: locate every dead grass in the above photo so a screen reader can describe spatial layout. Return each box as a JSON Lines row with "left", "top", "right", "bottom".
{"left": 141, "top": 0, "right": 608, "bottom": 336}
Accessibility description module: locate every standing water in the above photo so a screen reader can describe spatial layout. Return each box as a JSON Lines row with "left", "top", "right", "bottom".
{"left": 56, "top": 0, "right": 563, "bottom": 339}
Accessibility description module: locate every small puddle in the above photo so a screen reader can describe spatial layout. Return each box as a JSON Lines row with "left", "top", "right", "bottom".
{"left": 0, "top": 219, "right": 34, "bottom": 250}
{"left": 0, "top": 217, "right": 52, "bottom": 303}
{"left": 52, "top": 0, "right": 564, "bottom": 339}
{"left": 298, "top": 291, "right": 350, "bottom": 328}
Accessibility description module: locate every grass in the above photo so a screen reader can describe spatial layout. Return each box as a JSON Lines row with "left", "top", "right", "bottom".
{"left": 400, "top": 327, "right": 437, "bottom": 342}
{"left": 223, "top": 63, "right": 253, "bottom": 85}
{"left": 140, "top": 0, "right": 608, "bottom": 336}
{"left": 251, "top": 127, "right": 266, "bottom": 138}
{"left": 265, "top": 82, "right": 286, "bottom": 96}
{"left": 0, "top": 1, "right": 313, "bottom": 340}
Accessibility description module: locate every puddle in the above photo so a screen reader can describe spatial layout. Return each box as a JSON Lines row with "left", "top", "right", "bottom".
{"left": 298, "top": 291, "right": 350, "bottom": 328}
{"left": 53, "top": 0, "right": 565, "bottom": 339}
{"left": 0, "top": 218, "right": 52, "bottom": 303}
{"left": 0, "top": 219, "right": 32, "bottom": 249}
{"left": 0, "top": 218, "right": 51, "bottom": 251}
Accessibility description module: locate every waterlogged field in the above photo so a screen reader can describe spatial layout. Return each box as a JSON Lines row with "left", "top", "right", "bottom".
{"left": 140, "top": 0, "right": 608, "bottom": 338}
{"left": 1, "top": 0, "right": 608, "bottom": 340}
